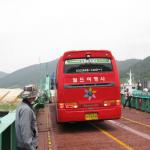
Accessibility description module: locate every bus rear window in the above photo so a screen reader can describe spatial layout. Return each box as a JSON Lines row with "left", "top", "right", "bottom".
{"left": 64, "top": 58, "right": 112, "bottom": 74}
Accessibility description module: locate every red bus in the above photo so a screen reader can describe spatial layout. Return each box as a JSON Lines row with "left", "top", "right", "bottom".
{"left": 55, "top": 50, "right": 121, "bottom": 123}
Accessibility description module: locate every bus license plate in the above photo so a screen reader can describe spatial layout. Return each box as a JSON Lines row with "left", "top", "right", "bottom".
{"left": 85, "top": 113, "right": 98, "bottom": 120}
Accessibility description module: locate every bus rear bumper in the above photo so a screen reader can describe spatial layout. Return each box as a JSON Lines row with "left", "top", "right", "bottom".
{"left": 57, "top": 106, "right": 121, "bottom": 123}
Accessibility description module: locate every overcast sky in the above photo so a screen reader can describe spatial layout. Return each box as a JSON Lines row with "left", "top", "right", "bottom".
{"left": 0, "top": 0, "right": 150, "bottom": 73}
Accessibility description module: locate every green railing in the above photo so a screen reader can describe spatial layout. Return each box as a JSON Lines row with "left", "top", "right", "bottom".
{"left": 0, "top": 74, "right": 52, "bottom": 149}
{"left": 121, "top": 94, "right": 150, "bottom": 112}
{"left": 132, "top": 89, "right": 150, "bottom": 98}
{"left": 33, "top": 74, "right": 51, "bottom": 109}
{"left": 0, "top": 111, "right": 16, "bottom": 150}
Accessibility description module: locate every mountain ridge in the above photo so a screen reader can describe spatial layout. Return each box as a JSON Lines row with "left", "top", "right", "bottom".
{"left": 0, "top": 59, "right": 57, "bottom": 88}
{"left": 0, "top": 57, "right": 149, "bottom": 88}
{"left": 0, "top": 71, "right": 8, "bottom": 79}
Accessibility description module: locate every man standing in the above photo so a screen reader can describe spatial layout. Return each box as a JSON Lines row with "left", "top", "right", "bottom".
{"left": 15, "top": 88, "right": 38, "bottom": 150}
{"left": 123, "top": 88, "right": 132, "bottom": 108}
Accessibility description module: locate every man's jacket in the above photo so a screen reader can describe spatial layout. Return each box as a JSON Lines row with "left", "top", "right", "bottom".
{"left": 15, "top": 101, "right": 38, "bottom": 150}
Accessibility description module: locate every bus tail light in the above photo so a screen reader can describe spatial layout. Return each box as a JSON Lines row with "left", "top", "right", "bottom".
{"left": 58, "top": 103, "right": 79, "bottom": 109}
{"left": 58, "top": 103, "right": 65, "bottom": 109}
{"left": 116, "top": 100, "right": 121, "bottom": 105}
{"left": 65, "top": 103, "right": 79, "bottom": 109}
{"left": 104, "top": 100, "right": 120, "bottom": 106}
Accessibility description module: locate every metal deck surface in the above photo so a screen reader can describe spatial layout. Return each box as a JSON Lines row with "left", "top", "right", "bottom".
{"left": 37, "top": 104, "right": 52, "bottom": 150}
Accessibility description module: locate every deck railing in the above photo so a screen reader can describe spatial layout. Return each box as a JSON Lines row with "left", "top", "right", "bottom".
{"left": 121, "top": 93, "right": 150, "bottom": 112}
{"left": 0, "top": 111, "right": 16, "bottom": 150}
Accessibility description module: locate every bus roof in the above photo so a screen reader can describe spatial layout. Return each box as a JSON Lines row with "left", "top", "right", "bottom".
{"left": 62, "top": 50, "right": 113, "bottom": 60}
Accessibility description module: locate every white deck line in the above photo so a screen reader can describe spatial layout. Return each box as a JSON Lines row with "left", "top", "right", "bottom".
{"left": 107, "top": 120, "right": 150, "bottom": 140}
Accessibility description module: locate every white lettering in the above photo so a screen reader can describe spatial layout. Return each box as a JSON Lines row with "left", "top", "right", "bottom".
{"left": 73, "top": 78, "right": 78, "bottom": 83}
{"left": 100, "top": 76, "right": 106, "bottom": 81}
{"left": 79, "top": 77, "right": 84, "bottom": 83}
{"left": 87, "top": 77, "right": 92, "bottom": 82}
{"left": 93, "top": 77, "right": 99, "bottom": 82}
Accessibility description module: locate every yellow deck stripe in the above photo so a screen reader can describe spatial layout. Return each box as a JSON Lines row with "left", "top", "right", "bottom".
{"left": 122, "top": 116, "right": 150, "bottom": 128}
{"left": 90, "top": 123, "right": 133, "bottom": 150}
{"left": 47, "top": 109, "right": 52, "bottom": 150}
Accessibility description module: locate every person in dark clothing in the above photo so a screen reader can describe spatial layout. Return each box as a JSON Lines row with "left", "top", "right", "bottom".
{"left": 15, "top": 88, "right": 38, "bottom": 150}
{"left": 123, "top": 88, "right": 132, "bottom": 108}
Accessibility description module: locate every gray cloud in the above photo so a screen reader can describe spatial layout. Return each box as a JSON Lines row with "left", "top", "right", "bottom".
{"left": 0, "top": 0, "right": 150, "bottom": 72}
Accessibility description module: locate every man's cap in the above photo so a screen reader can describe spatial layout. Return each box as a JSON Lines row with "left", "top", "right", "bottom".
{"left": 20, "top": 90, "right": 37, "bottom": 99}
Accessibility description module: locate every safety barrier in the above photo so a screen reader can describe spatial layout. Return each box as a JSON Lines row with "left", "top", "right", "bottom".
{"left": 121, "top": 92, "right": 150, "bottom": 112}
{"left": 0, "top": 111, "right": 16, "bottom": 150}
{"left": 33, "top": 74, "right": 51, "bottom": 109}
{"left": 0, "top": 74, "right": 52, "bottom": 149}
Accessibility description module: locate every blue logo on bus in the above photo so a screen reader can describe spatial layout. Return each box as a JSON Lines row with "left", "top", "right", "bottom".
{"left": 84, "top": 87, "right": 96, "bottom": 101}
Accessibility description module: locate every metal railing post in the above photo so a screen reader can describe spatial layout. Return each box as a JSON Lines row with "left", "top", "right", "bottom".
{"left": 0, "top": 111, "right": 16, "bottom": 150}
{"left": 11, "top": 122, "right": 16, "bottom": 150}
{"left": 1, "top": 126, "right": 11, "bottom": 150}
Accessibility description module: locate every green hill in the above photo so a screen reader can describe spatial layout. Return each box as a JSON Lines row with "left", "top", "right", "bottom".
{"left": 0, "top": 71, "right": 8, "bottom": 79}
{"left": 0, "top": 59, "right": 57, "bottom": 88}
{"left": 0, "top": 57, "right": 150, "bottom": 88}
{"left": 117, "top": 59, "right": 141, "bottom": 72}
{"left": 120, "top": 56, "right": 150, "bottom": 82}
